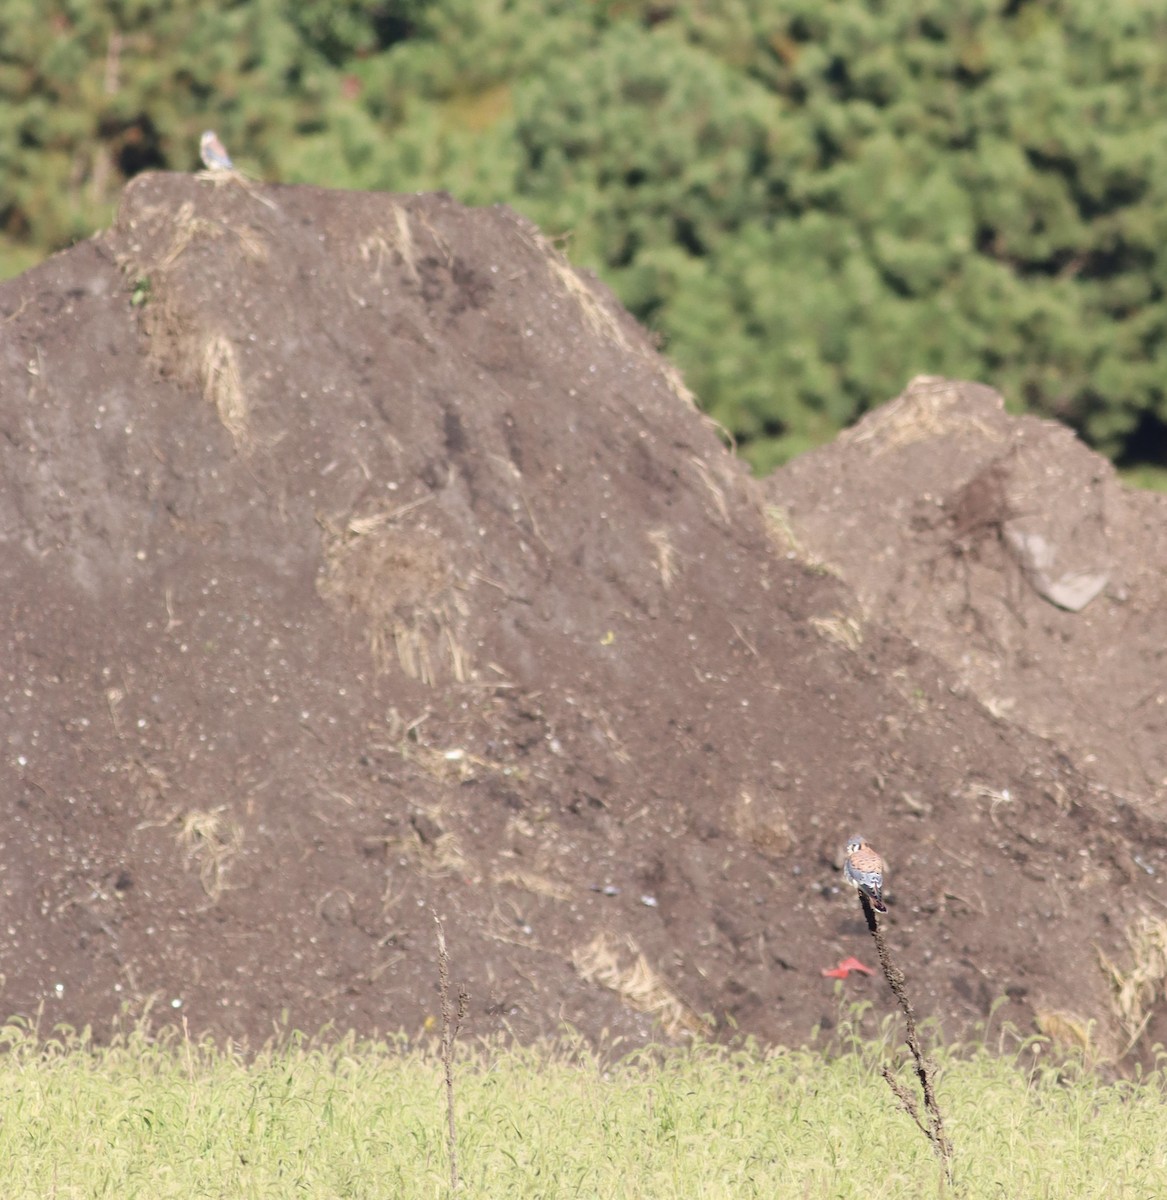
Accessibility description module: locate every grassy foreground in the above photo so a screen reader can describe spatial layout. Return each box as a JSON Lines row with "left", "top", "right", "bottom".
{"left": 0, "top": 1017, "right": 1163, "bottom": 1199}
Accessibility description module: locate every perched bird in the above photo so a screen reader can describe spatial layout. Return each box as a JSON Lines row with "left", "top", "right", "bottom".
{"left": 199, "top": 130, "right": 234, "bottom": 172}
{"left": 843, "top": 834, "right": 888, "bottom": 913}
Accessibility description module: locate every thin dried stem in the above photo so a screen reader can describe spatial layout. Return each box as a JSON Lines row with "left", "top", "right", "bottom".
{"left": 434, "top": 913, "right": 468, "bottom": 1198}
{"left": 861, "top": 894, "right": 955, "bottom": 1186}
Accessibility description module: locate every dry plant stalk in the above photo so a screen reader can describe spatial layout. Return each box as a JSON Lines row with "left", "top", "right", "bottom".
{"left": 859, "top": 894, "right": 954, "bottom": 1186}
{"left": 434, "top": 914, "right": 468, "bottom": 1198}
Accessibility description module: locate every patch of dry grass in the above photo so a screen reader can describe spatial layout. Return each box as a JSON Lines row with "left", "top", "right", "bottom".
{"left": 148, "top": 200, "right": 268, "bottom": 271}
{"left": 360, "top": 205, "right": 421, "bottom": 285}
{"left": 538, "top": 236, "right": 633, "bottom": 353}
{"left": 964, "top": 782, "right": 1014, "bottom": 826}
{"left": 647, "top": 528, "right": 677, "bottom": 589}
{"left": 809, "top": 612, "right": 864, "bottom": 652}
{"left": 385, "top": 806, "right": 470, "bottom": 880}
{"left": 111, "top": 203, "right": 271, "bottom": 455}
{"left": 687, "top": 455, "right": 730, "bottom": 524}
{"left": 318, "top": 505, "right": 470, "bottom": 683}
{"left": 763, "top": 504, "right": 839, "bottom": 575}
{"left": 657, "top": 357, "right": 698, "bottom": 409}
{"left": 1101, "top": 914, "right": 1167, "bottom": 1053}
{"left": 842, "top": 374, "right": 1004, "bottom": 456}
{"left": 530, "top": 226, "right": 709, "bottom": 417}
{"left": 1034, "top": 1009, "right": 1096, "bottom": 1059}
{"left": 176, "top": 806, "right": 243, "bottom": 902}
{"left": 494, "top": 869, "right": 572, "bottom": 902}
{"left": 572, "top": 931, "right": 708, "bottom": 1038}
{"left": 201, "top": 333, "right": 249, "bottom": 449}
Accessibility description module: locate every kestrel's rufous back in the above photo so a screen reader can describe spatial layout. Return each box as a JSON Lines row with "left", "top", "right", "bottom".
{"left": 843, "top": 834, "right": 888, "bottom": 913}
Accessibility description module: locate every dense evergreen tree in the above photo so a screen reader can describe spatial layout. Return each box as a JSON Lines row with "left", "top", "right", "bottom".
{"left": 4, "top": 1, "right": 1167, "bottom": 473}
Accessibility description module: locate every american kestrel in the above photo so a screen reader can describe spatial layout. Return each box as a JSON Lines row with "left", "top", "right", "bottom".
{"left": 843, "top": 835, "right": 888, "bottom": 913}
{"left": 199, "top": 130, "right": 234, "bottom": 172}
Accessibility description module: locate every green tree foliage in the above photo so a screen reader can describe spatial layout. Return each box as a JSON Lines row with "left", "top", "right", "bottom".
{"left": 0, "top": 0, "right": 401, "bottom": 272}
{"left": 4, "top": 1, "right": 1167, "bottom": 471}
{"left": 489, "top": 0, "right": 1167, "bottom": 467}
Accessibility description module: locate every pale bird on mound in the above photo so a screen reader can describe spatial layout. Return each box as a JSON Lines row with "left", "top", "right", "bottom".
{"left": 199, "top": 130, "right": 234, "bottom": 172}
{"left": 843, "top": 834, "right": 888, "bottom": 913}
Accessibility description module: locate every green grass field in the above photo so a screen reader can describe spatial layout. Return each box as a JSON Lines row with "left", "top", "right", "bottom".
{"left": 0, "top": 1013, "right": 1163, "bottom": 1199}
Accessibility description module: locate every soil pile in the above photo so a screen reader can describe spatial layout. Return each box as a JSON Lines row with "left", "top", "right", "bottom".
{"left": 1, "top": 175, "right": 1164, "bottom": 1056}
{"left": 766, "top": 376, "right": 1167, "bottom": 807}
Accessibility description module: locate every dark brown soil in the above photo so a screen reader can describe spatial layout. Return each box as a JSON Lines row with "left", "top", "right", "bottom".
{"left": 1, "top": 175, "right": 1165, "bottom": 1058}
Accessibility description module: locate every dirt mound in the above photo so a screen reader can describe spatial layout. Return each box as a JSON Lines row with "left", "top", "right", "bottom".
{"left": 766, "top": 376, "right": 1167, "bottom": 807}
{"left": 0, "top": 176, "right": 1164, "bottom": 1056}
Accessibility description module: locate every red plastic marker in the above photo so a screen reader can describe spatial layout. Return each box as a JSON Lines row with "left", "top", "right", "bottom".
{"left": 820, "top": 956, "right": 874, "bottom": 979}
